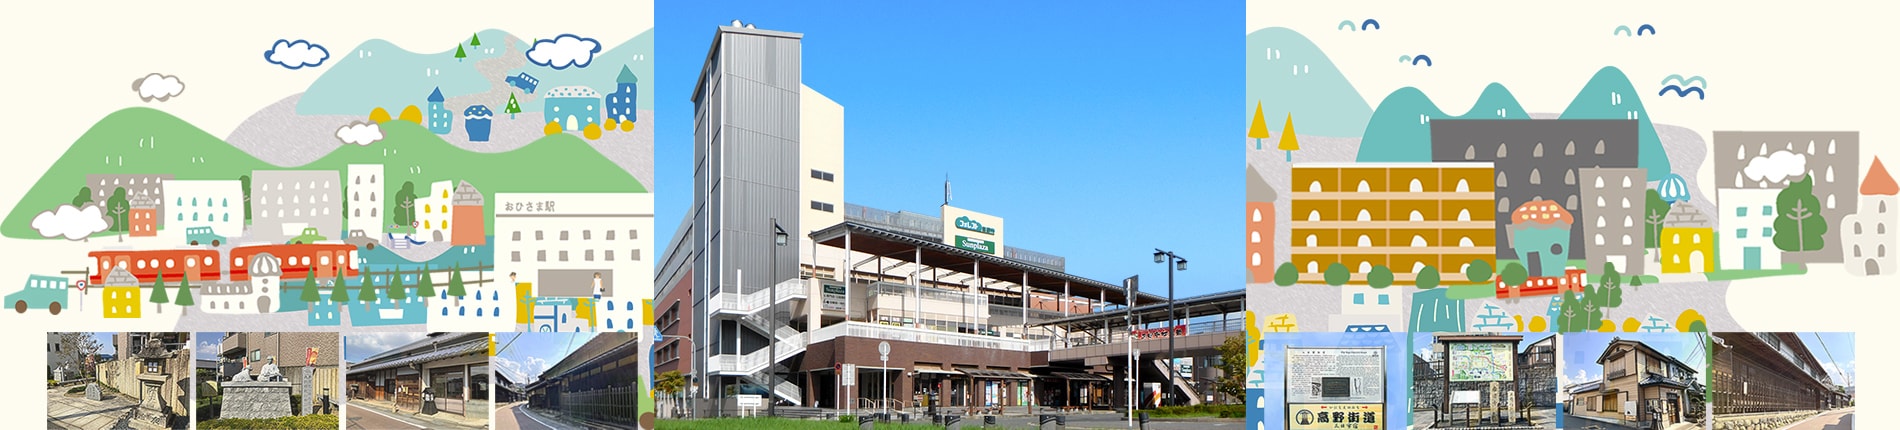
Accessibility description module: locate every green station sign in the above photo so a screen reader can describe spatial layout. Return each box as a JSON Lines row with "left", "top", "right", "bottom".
{"left": 954, "top": 216, "right": 997, "bottom": 235}
{"left": 954, "top": 235, "right": 997, "bottom": 254}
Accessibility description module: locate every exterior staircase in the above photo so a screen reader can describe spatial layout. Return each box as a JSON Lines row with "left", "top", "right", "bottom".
{"left": 1149, "top": 359, "right": 1203, "bottom": 406}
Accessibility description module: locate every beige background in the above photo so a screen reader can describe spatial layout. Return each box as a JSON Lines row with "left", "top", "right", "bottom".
{"left": 0, "top": 0, "right": 651, "bottom": 417}
{"left": 1252, "top": 0, "right": 1892, "bottom": 424}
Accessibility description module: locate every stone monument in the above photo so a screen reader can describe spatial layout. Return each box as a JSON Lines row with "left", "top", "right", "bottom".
{"left": 84, "top": 382, "right": 102, "bottom": 401}
{"left": 301, "top": 367, "right": 316, "bottom": 416}
{"left": 132, "top": 337, "right": 176, "bottom": 428}
{"left": 221, "top": 362, "right": 293, "bottom": 419}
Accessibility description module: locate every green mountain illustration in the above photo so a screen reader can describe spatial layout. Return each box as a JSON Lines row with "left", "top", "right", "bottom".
{"left": 1559, "top": 66, "right": 1672, "bottom": 181}
{"left": 3, "top": 108, "right": 644, "bottom": 239}
{"left": 298, "top": 29, "right": 653, "bottom": 116}
{"left": 1245, "top": 27, "right": 1373, "bottom": 138}
{"left": 1356, "top": 83, "right": 1530, "bottom": 162}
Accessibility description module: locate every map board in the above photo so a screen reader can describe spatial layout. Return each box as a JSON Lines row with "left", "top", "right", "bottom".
{"left": 1447, "top": 342, "right": 1515, "bottom": 382}
{"left": 1285, "top": 346, "right": 1385, "bottom": 404}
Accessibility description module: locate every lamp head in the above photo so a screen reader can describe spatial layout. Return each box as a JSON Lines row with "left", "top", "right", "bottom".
{"left": 1153, "top": 251, "right": 1165, "bottom": 264}
{"left": 1176, "top": 259, "right": 1188, "bottom": 271}
{"left": 773, "top": 223, "right": 789, "bottom": 246}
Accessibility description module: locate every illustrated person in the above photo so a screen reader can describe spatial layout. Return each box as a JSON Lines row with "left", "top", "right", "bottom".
{"left": 592, "top": 272, "right": 604, "bottom": 300}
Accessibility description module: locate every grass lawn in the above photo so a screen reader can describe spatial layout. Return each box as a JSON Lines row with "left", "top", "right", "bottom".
{"left": 656, "top": 418, "right": 1007, "bottom": 430}
{"left": 1705, "top": 263, "right": 1808, "bottom": 281}
{"left": 1444, "top": 283, "right": 1497, "bottom": 300}
{"left": 1143, "top": 404, "right": 1245, "bottom": 418}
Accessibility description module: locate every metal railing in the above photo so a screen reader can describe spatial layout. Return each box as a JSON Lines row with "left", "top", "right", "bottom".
{"left": 859, "top": 398, "right": 909, "bottom": 412}
{"left": 1060, "top": 317, "right": 1246, "bottom": 347}
{"left": 710, "top": 279, "right": 807, "bottom": 316}
{"left": 558, "top": 385, "right": 639, "bottom": 426}
{"left": 812, "top": 321, "right": 1040, "bottom": 352}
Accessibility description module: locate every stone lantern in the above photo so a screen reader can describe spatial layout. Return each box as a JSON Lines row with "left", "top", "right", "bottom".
{"left": 132, "top": 336, "right": 176, "bottom": 427}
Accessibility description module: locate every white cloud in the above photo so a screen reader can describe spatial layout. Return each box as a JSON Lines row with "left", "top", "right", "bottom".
{"left": 265, "top": 39, "right": 330, "bottom": 69}
{"left": 32, "top": 204, "right": 109, "bottom": 240}
{"left": 132, "top": 73, "right": 185, "bottom": 102}
{"left": 336, "top": 121, "right": 383, "bottom": 146}
{"left": 1822, "top": 360, "right": 1856, "bottom": 385}
{"left": 345, "top": 332, "right": 425, "bottom": 357}
{"left": 1743, "top": 150, "right": 1808, "bottom": 183}
{"left": 494, "top": 354, "right": 549, "bottom": 384}
{"left": 525, "top": 34, "right": 602, "bottom": 70}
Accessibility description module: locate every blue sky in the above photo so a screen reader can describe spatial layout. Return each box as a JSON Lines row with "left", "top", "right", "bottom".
{"left": 344, "top": 332, "right": 429, "bottom": 363}
{"left": 1560, "top": 333, "right": 1709, "bottom": 388}
{"left": 653, "top": 2, "right": 1245, "bottom": 295}
{"left": 195, "top": 332, "right": 221, "bottom": 360}
{"left": 492, "top": 332, "right": 600, "bottom": 385}
{"left": 1797, "top": 332, "right": 1856, "bottom": 387}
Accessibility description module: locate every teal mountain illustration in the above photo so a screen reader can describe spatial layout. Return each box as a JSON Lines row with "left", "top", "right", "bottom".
{"left": 1356, "top": 83, "right": 1530, "bottom": 162}
{"left": 1245, "top": 27, "right": 1372, "bottom": 138}
{"left": 1353, "top": 66, "right": 1672, "bottom": 179}
{"left": 297, "top": 29, "right": 653, "bottom": 116}
{"left": 2, "top": 108, "right": 644, "bottom": 239}
{"left": 1559, "top": 67, "right": 1671, "bottom": 181}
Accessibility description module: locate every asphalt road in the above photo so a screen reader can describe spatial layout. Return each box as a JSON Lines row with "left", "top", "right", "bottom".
{"left": 984, "top": 414, "right": 1244, "bottom": 430}
{"left": 496, "top": 402, "right": 568, "bottom": 430}
{"left": 347, "top": 403, "right": 425, "bottom": 430}
{"left": 1786, "top": 408, "right": 1854, "bottom": 430}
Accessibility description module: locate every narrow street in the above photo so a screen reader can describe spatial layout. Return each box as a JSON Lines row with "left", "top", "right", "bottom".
{"left": 496, "top": 402, "right": 569, "bottom": 430}
{"left": 346, "top": 403, "right": 424, "bottom": 430}
{"left": 1784, "top": 408, "right": 1854, "bottom": 430}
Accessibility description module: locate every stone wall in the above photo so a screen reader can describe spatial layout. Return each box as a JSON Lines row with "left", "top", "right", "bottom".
{"left": 1714, "top": 411, "right": 1818, "bottom": 430}
{"left": 221, "top": 381, "right": 294, "bottom": 419}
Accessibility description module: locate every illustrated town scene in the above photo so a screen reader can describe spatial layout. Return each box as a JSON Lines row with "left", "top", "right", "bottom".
{"left": 1242, "top": 12, "right": 1897, "bottom": 339}
{"left": 1, "top": 29, "right": 655, "bottom": 335}
{"left": 46, "top": 332, "right": 192, "bottom": 430}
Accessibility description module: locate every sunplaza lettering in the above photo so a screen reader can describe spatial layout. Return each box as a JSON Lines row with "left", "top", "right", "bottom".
{"left": 1130, "top": 325, "right": 1187, "bottom": 340}
{"left": 955, "top": 235, "right": 997, "bottom": 254}
{"left": 954, "top": 216, "right": 996, "bottom": 235}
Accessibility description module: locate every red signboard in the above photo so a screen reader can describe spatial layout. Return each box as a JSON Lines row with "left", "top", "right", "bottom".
{"left": 307, "top": 347, "right": 319, "bottom": 366}
{"left": 1130, "top": 325, "right": 1187, "bottom": 340}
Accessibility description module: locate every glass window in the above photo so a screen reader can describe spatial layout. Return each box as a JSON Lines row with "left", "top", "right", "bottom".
{"left": 1763, "top": 227, "right": 1774, "bottom": 236}
{"left": 1353, "top": 293, "right": 1364, "bottom": 305}
{"left": 1736, "top": 207, "right": 1747, "bottom": 217}
{"left": 1737, "top": 229, "right": 1747, "bottom": 238}
{"left": 1377, "top": 295, "right": 1389, "bottom": 305}
{"left": 1762, "top": 205, "right": 1772, "bottom": 216}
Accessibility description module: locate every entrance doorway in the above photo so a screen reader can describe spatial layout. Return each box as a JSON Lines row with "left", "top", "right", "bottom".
{"left": 1690, "top": 251, "right": 1707, "bottom": 273}
{"left": 1744, "top": 247, "right": 1762, "bottom": 270}
{"left": 1870, "top": 258, "right": 1882, "bottom": 275}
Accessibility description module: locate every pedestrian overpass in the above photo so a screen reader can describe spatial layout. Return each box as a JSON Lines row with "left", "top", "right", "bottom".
{"left": 1036, "top": 289, "right": 1247, "bottom": 406}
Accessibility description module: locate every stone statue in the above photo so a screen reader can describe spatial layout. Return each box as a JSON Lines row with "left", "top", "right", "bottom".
{"left": 230, "top": 367, "right": 252, "bottom": 382}
{"left": 259, "top": 357, "right": 283, "bottom": 382}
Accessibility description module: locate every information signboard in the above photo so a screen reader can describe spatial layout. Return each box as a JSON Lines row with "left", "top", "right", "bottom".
{"left": 1284, "top": 346, "right": 1385, "bottom": 404}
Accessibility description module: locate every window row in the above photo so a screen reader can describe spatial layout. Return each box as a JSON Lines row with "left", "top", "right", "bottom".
{"left": 510, "top": 229, "right": 641, "bottom": 241}
{"left": 509, "top": 249, "right": 643, "bottom": 262}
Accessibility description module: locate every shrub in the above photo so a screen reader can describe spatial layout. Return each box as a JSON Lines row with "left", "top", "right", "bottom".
{"left": 198, "top": 414, "right": 338, "bottom": 430}
{"left": 604, "top": 118, "right": 619, "bottom": 131}
{"left": 544, "top": 121, "right": 562, "bottom": 136}
{"left": 583, "top": 123, "right": 603, "bottom": 140}
{"left": 839, "top": 415, "right": 856, "bottom": 423}
{"left": 398, "top": 105, "right": 423, "bottom": 124}
{"left": 369, "top": 107, "right": 392, "bottom": 123}
{"left": 620, "top": 119, "right": 636, "bottom": 131}
{"left": 1272, "top": 262, "right": 1299, "bottom": 287}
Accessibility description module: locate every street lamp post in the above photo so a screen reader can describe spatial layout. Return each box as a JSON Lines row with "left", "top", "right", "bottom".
{"left": 1152, "top": 249, "right": 1186, "bottom": 407}
{"left": 1122, "top": 275, "right": 1139, "bottom": 428}
{"left": 770, "top": 219, "right": 789, "bottom": 417}
{"left": 659, "top": 334, "right": 697, "bottom": 418}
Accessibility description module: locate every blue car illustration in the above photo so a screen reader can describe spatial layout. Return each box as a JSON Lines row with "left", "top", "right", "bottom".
{"left": 506, "top": 72, "right": 540, "bottom": 94}
{"left": 8, "top": 274, "right": 70, "bottom": 314}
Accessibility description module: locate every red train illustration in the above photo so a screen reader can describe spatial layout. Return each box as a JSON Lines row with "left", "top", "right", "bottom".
{"left": 1495, "top": 268, "right": 1587, "bottom": 299}
{"left": 88, "top": 243, "right": 358, "bottom": 285}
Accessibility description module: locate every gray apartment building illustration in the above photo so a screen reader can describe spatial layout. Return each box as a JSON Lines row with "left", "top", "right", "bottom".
{"left": 1712, "top": 131, "right": 1860, "bottom": 264}
{"left": 1430, "top": 119, "right": 1642, "bottom": 259}
{"left": 250, "top": 170, "right": 343, "bottom": 243}
{"left": 687, "top": 24, "right": 804, "bottom": 398}
{"left": 1579, "top": 167, "right": 1649, "bottom": 276}
{"left": 85, "top": 174, "right": 173, "bottom": 226}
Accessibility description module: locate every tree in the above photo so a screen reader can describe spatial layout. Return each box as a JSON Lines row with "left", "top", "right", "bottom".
{"left": 150, "top": 270, "right": 170, "bottom": 305}
{"left": 369, "top": 107, "right": 392, "bottom": 123}
{"left": 1774, "top": 174, "right": 1829, "bottom": 253}
{"left": 1558, "top": 291, "right": 1582, "bottom": 332}
{"left": 1367, "top": 265, "right": 1394, "bottom": 289}
{"left": 1499, "top": 262, "right": 1528, "bottom": 286}
{"left": 446, "top": 265, "right": 465, "bottom": 297}
{"left": 399, "top": 105, "right": 423, "bottom": 124}
{"left": 1599, "top": 262, "right": 1623, "bottom": 307}
{"left": 302, "top": 268, "right": 320, "bottom": 303}
{"left": 505, "top": 94, "right": 522, "bottom": 119}
{"left": 470, "top": 33, "right": 482, "bottom": 47}
{"left": 72, "top": 186, "right": 93, "bottom": 207}
{"left": 418, "top": 266, "right": 438, "bottom": 298}
{"left": 1272, "top": 262, "right": 1299, "bottom": 287}
{"left": 1213, "top": 334, "right": 1247, "bottom": 401}
{"left": 388, "top": 270, "right": 409, "bottom": 300}
{"left": 174, "top": 275, "right": 194, "bottom": 306}
{"left": 239, "top": 175, "right": 253, "bottom": 223}
{"left": 1415, "top": 266, "right": 1441, "bottom": 290}
{"left": 106, "top": 187, "right": 130, "bottom": 241}
{"left": 656, "top": 370, "right": 687, "bottom": 395}
{"left": 605, "top": 118, "right": 619, "bottom": 132}
{"left": 327, "top": 272, "right": 345, "bottom": 302}
{"left": 1247, "top": 101, "right": 1270, "bottom": 150}
{"left": 583, "top": 123, "right": 603, "bottom": 140}
{"left": 1631, "top": 275, "right": 1644, "bottom": 287}
{"left": 545, "top": 121, "right": 562, "bottom": 136}
{"left": 1323, "top": 263, "right": 1350, "bottom": 286}
{"left": 1465, "top": 259, "right": 1493, "bottom": 284}
{"left": 454, "top": 44, "right": 468, "bottom": 61}
{"left": 391, "top": 181, "right": 417, "bottom": 230}
{"left": 1582, "top": 285, "right": 1605, "bottom": 328}
{"left": 333, "top": 270, "right": 355, "bottom": 303}
{"left": 1277, "top": 114, "right": 1301, "bottom": 162}
{"left": 341, "top": 185, "right": 349, "bottom": 231}
{"left": 1645, "top": 189, "right": 1671, "bottom": 248}
{"left": 55, "top": 333, "right": 104, "bottom": 379}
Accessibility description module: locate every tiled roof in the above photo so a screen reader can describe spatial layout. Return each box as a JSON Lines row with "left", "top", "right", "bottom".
{"left": 427, "top": 87, "right": 445, "bottom": 102}
{"left": 1511, "top": 200, "right": 1573, "bottom": 226}
{"left": 348, "top": 339, "right": 485, "bottom": 374}
{"left": 545, "top": 86, "right": 600, "bottom": 99}
{"left": 463, "top": 105, "right": 492, "bottom": 119}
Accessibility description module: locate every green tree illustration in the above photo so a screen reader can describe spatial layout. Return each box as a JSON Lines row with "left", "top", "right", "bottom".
{"left": 388, "top": 269, "right": 409, "bottom": 301}
{"left": 505, "top": 93, "right": 522, "bottom": 119}
{"left": 72, "top": 186, "right": 93, "bottom": 207}
{"left": 302, "top": 269, "right": 320, "bottom": 303}
{"left": 1415, "top": 266, "right": 1441, "bottom": 290}
{"left": 1645, "top": 189, "right": 1671, "bottom": 248}
{"left": 361, "top": 271, "right": 384, "bottom": 303}
{"left": 174, "top": 276, "right": 194, "bottom": 306}
{"left": 239, "top": 175, "right": 252, "bottom": 223}
{"left": 106, "top": 187, "right": 130, "bottom": 239}
{"left": 1323, "top": 263, "right": 1350, "bottom": 286}
{"left": 1272, "top": 262, "right": 1298, "bottom": 287}
{"left": 470, "top": 33, "right": 482, "bottom": 46}
{"left": 419, "top": 266, "right": 438, "bottom": 298}
{"left": 446, "top": 265, "right": 465, "bottom": 297}
{"left": 1773, "top": 174, "right": 1829, "bottom": 253}
{"left": 1599, "top": 262, "right": 1623, "bottom": 308}
{"left": 150, "top": 270, "right": 170, "bottom": 304}
{"left": 1499, "top": 262, "right": 1529, "bottom": 287}
{"left": 1464, "top": 259, "right": 1494, "bottom": 284}
{"left": 1367, "top": 265, "right": 1394, "bottom": 289}
{"left": 455, "top": 44, "right": 467, "bottom": 61}
{"left": 333, "top": 270, "right": 356, "bottom": 303}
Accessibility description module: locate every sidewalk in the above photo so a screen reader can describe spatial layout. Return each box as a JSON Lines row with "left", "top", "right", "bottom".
{"left": 46, "top": 386, "right": 164, "bottom": 430}
{"left": 349, "top": 398, "right": 489, "bottom": 430}
{"left": 506, "top": 401, "right": 637, "bottom": 430}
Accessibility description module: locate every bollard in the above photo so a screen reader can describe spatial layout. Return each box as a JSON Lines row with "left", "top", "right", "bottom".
{"left": 1139, "top": 411, "right": 1151, "bottom": 430}
{"left": 860, "top": 413, "right": 877, "bottom": 430}
{"left": 984, "top": 415, "right": 997, "bottom": 427}
{"left": 901, "top": 413, "right": 912, "bottom": 424}
{"left": 944, "top": 414, "right": 964, "bottom": 430}
{"left": 1039, "top": 413, "right": 1065, "bottom": 430}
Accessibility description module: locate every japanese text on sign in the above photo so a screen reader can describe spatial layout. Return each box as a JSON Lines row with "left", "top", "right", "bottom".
{"left": 504, "top": 201, "right": 558, "bottom": 212}
{"left": 1289, "top": 403, "right": 1383, "bottom": 430}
